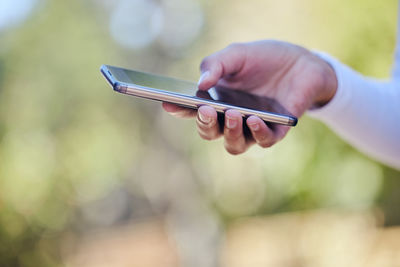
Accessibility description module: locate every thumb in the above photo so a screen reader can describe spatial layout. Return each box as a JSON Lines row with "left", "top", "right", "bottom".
{"left": 197, "top": 43, "right": 247, "bottom": 91}
{"left": 197, "top": 62, "right": 223, "bottom": 91}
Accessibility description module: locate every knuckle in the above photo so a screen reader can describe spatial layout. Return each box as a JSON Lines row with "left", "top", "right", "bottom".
{"left": 198, "top": 132, "right": 215, "bottom": 141}
{"left": 198, "top": 127, "right": 220, "bottom": 140}
{"left": 172, "top": 112, "right": 187, "bottom": 118}
{"left": 255, "top": 135, "right": 275, "bottom": 148}
{"left": 183, "top": 109, "right": 196, "bottom": 117}
{"left": 200, "top": 55, "right": 213, "bottom": 71}
{"left": 259, "top": 140, "right": 274, "bottom": 148}
{"left": 225, "top": 134, "right": 242, "bottom": 144}
{"left": 225, "top": 146, "right": 244, "bottom": 155}
{"left": 226, "top": 42, "right": 244, "bottom": 51}
{"left": 224, "top": 127, "right": 243, "bottom": 140}
{"left": 171, "top": 108, "right": 195, "bottom": 118}
{"left": 224, "top": 140, "right": 246, "bottom": 155}
{"left": 196, "top": 118, "right": 215, "bottom": 129}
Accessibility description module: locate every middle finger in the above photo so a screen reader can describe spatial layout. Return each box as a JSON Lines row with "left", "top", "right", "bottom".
{"left": 223, "top": 109, "right": 248, "bottom": 155}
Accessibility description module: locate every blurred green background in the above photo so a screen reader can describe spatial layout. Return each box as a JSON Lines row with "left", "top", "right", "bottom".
{"left": 0, "top": 0, "right": 399, "bottom": 266}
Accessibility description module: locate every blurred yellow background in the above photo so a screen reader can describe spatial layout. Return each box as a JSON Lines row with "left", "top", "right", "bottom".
{"left": 0, "top": 0, "right": 399, "bottom": 266}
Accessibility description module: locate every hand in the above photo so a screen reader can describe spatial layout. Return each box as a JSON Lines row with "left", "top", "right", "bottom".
{"left": 163, "top": 40, "right": 337, "bottom": 155}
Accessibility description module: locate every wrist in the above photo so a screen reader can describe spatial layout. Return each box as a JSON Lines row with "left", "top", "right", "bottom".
{"left": 312, "top": 54, "right": 338, "bottom": 108}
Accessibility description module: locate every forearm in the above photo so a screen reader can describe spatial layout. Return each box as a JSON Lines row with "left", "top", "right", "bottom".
{"left": 308, "top": 53, "right": 400, "bottom": 170}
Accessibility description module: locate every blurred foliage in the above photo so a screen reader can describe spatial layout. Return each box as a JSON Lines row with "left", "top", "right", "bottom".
{"left": 0, "top": 0, "right": 399, "bottom": 266}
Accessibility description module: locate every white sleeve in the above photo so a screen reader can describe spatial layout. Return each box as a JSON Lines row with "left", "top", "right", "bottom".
{"left": 307, "top": 52, "right": 400, "bottom": 170}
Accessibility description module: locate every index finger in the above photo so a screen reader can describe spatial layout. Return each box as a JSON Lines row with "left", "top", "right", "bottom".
{"left": 162, "top": 102, "right": 197, "bottom": 118}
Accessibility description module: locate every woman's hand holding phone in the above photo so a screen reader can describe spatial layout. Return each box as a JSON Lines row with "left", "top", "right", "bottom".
{"left": 163, "top": 40, "right": 337, "bottom": 155}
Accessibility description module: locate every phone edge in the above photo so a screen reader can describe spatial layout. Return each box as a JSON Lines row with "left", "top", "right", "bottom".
{"left": 100, "top": 65, "right": 297, "bottom": 126}
{"left": 123, "top": 84, "right": 297, "bottom": 126}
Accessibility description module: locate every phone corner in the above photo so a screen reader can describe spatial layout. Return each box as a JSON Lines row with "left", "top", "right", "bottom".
{"left": 289, "top": 117, "right": 298, "bottom": 127}
{"left": 114, "top": 82, "right": 128, "bottom": 93}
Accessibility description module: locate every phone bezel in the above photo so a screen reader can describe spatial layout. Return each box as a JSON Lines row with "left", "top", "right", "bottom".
{"left": 100, "top": 65, "right": 297, "bottom": 126}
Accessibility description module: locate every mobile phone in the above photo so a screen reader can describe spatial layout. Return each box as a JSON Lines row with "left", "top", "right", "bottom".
{"left": 100, "top": 65, "right": 297, "bottom": 126}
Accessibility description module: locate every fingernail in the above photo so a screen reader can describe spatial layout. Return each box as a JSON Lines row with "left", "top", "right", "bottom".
{"left": 226, "top": 117, "right": 237, "bottom": 129}
{"left": 249, "top": 123, "right": 259, "bottom": 131}
{"left": 199, "top": 112, "right": 211, "bottom": 124}
{"left": 197, "top": 71, "right": 210, "bottom": 86}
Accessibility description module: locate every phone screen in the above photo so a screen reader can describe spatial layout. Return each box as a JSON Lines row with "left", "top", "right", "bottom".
{"left": 106, "top": 66, "right": 294, "bottom": 119}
